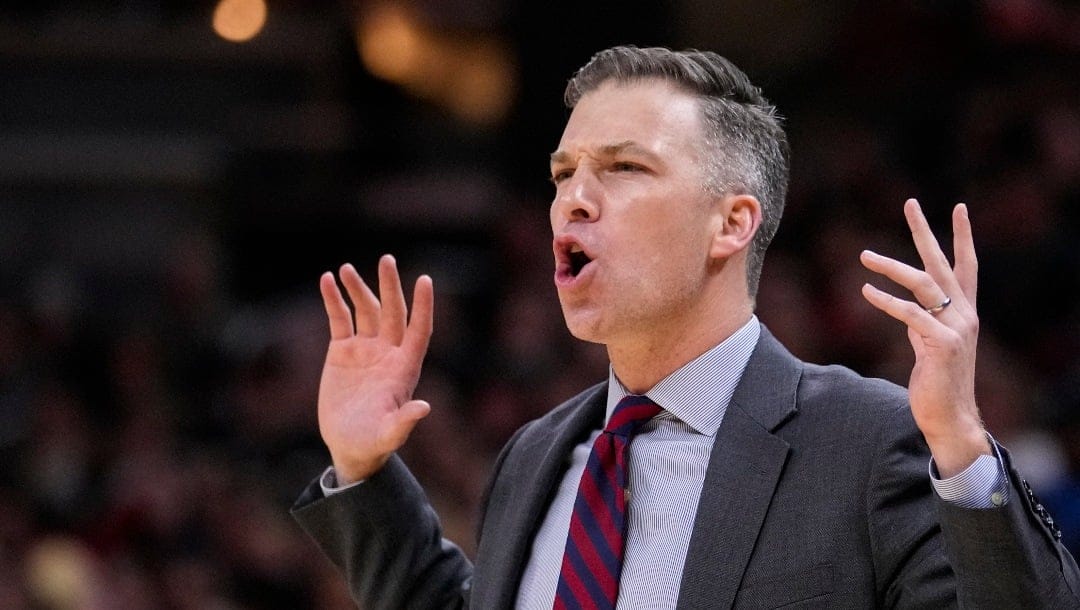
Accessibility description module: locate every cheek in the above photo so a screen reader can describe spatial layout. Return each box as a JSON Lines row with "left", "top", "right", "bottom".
{"left": 620, "top": 241, "right": 695, "bottom": 293}
{"left": 638, "top": 213, "right": 709, "bottom": 261}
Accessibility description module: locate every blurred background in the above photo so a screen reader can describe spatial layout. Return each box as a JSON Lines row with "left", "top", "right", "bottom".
{"left": 0, "top": 0, "right": 1077, "bottom": 607}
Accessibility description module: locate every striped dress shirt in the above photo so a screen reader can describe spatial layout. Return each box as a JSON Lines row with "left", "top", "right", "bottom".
{"left": 516, "top": 318, "right": 761, "bottom": 609}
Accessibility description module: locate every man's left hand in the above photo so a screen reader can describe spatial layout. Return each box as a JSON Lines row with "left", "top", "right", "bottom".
{"left": 860, "top": 198, "right": 991, "bottom": 477}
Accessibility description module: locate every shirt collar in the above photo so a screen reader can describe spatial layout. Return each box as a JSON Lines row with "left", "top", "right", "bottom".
{"left": 606, "top": 316, "right": 760, "bottom": 436}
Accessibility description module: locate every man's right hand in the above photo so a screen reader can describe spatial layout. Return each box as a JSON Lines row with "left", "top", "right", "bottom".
{"left": 317, "top": 255, "right": 434, "bottom": 485}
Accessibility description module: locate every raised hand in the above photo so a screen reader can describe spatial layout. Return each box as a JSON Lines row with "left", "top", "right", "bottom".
{"left": 317, "top": 255, "right": 434, "bottom": 485}
{"left": 859, "top": 199, "right": 991, "bottom": 477}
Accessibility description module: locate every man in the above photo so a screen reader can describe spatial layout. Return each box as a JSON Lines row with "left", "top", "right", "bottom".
{"left": 292, "top": 46, "right": 1079, "bottom": 608}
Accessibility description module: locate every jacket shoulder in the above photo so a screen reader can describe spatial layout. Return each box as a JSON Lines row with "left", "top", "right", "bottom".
{"left": 798, "top": 361, "right": 910, "bottom": 415}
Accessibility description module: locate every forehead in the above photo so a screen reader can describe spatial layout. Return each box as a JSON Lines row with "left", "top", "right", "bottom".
{"left": 554, "top": 79, "right": 706, "bottom": 162}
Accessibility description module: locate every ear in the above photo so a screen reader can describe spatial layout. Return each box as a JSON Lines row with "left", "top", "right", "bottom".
{"left": 708, "top": 194, "right": 762, "bottom": 260}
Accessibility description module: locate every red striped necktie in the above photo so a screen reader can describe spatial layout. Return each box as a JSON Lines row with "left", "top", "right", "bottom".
{"left": 553, "top": 394, "right": 663, "bottom": 610}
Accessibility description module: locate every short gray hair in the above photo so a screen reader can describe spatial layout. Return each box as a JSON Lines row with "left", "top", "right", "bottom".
{"left": 565, "top": 46, "right": 790, "bottom": 297}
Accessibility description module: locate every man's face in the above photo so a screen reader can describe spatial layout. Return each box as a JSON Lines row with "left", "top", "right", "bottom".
{"left": 549, "top": 78, "right": 722, "bottom": 346}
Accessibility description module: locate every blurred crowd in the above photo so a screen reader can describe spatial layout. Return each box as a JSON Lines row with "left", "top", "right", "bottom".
{"left": 1, "top": 1, "right": 1077, "bottom": 608}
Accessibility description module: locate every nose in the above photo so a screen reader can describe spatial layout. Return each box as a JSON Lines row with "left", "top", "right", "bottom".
{"left": 550, "top": 169, "right": 600, "bottom": 228}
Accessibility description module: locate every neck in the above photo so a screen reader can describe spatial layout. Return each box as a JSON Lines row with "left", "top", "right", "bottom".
{"left": 607, "top": 301, "right": 754, "bottom": 394}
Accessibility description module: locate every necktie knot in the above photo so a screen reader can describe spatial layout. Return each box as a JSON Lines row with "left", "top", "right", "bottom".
{"left": 605, "top": 395, "right": 662, "bottom": 438}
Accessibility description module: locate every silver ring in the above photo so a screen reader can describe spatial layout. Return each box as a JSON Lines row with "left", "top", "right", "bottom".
{"left": 926, "top": 296, "right": 952, "bottom": 315}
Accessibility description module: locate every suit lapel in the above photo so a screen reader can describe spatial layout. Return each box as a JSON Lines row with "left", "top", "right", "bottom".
{"left": 474, "top": 383, "right": 607, "bottom": 608}
{"left": 676, "top": 327, "right": 801, "bottom": 609}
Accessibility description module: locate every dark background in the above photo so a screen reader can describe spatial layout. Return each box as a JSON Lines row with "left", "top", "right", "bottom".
{"left": 1, "top": 1, "right": 1077, "bottom": 607}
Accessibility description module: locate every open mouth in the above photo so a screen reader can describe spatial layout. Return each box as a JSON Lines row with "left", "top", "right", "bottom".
{"left": 553, "top": 236, "right": 595, "bottom": 285}
{"left": 569, "top": 245, "right": 592, "bottom": 276}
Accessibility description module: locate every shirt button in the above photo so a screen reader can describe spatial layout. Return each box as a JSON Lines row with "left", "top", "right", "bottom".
{"left": 990, "top": 492, "right": 1004, "bottom": 507}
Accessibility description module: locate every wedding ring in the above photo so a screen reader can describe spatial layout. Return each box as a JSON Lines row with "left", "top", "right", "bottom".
{"left": 926, "top": 296, "right": 952, "bottom": 315}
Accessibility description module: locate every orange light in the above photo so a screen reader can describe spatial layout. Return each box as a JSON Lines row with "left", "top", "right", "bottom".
{"left": 213, "top": 0, "right": 267, "bottom": 43}
{"left": 357, "top": 3, "right": 428, "bottom": 83}
{"left": 356, "top": 2, "right": 517, "bottom": 126}
{"left": 444, "top": 41, "right": 516, "bottom": 125}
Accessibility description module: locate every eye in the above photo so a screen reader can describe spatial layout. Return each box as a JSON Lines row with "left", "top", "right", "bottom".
{"left": 550, "top": 167, "right": 574, "bottom": 184}
{"left": 612, "top": 161, "right": 644, "bottom": 173}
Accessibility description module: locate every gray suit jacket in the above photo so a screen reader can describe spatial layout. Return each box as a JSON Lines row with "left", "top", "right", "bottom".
{"left": 293, "top": 326, "right": 1080, "bottom": 608}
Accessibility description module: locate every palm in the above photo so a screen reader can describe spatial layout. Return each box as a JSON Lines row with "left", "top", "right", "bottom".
{"left": 316, "top": 256, "right": 434, "bottom": 483}
{"left": 905, "top": 325, "right": 977, "bottom": 436}
{"left": 320, "top": 338, "right": 420, "bottom": 451}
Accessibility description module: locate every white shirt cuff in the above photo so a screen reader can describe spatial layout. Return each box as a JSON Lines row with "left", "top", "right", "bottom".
{"left": 319, "top": 466, "right": 365, "bottom": 497}
{"left": 929, "top": 441, "right": 1008, "bottom": 509}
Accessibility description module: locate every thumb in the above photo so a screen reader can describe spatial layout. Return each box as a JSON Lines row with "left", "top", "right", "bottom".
{"left": 379, "top": 399, "right": 432, "bottom": 450}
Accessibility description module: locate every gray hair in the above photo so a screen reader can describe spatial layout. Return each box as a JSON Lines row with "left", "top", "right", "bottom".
{"left": 565, "top": 46, "right": 790, "bottom": 297}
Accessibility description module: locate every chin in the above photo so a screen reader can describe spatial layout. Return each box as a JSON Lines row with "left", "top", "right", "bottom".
{"left": 566, "top": 326, "right": 606, "bottom": 345}
{"left": 559, "top": 308, "right": 606, "bottom": 345}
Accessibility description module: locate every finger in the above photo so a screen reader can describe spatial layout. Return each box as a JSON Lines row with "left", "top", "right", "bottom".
{"left": 320, "top": 271, "right": 354, "bottom": 340}
{"left": 339, "top": 263, "right": 380, "bottom": 337}
{"left": 860, "top": 250, "right": 948, "bottom": 310}
{"left": 861, "top": 282, "right": 946, "bottom": 338}
{"left": 403, "top": 274, "right": 434, "bottom": 359}
{"left": 903, "top": 199, "right": 962, "bottom": 297}
{"left": 378, "top": 254, "right": 408, "bottom": 345}
{"left": 952, "top": 204, "right": 978, "bottom": 305}
{"left": 378, "top": 399, "right": 432, "bottom": 452}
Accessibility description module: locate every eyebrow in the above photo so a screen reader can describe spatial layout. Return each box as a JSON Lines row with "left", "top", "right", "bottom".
{"left": 549, "top": 140, "right": 661, "bottom": 167}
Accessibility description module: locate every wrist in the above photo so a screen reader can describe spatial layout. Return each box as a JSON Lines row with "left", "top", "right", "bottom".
{"left": 924, "top": 424, "right": 992, "bottom": 479}
{"left": 331, "top": 455, "right": 387, "bottom": 486}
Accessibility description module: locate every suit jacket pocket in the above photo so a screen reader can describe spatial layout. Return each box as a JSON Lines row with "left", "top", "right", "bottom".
{"left": 733, "top": 563, "right": 833, "bottom": 609}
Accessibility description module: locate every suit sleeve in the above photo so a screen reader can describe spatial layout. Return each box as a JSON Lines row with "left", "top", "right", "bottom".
{"left": 867, "top": 403, "right": 1080, "bottom": 608}
{"left": 290, "top": 455, "right": 472, "bottom": 610}
{"left": 935, "top": 442, "right": 1080, "bottom": 607}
